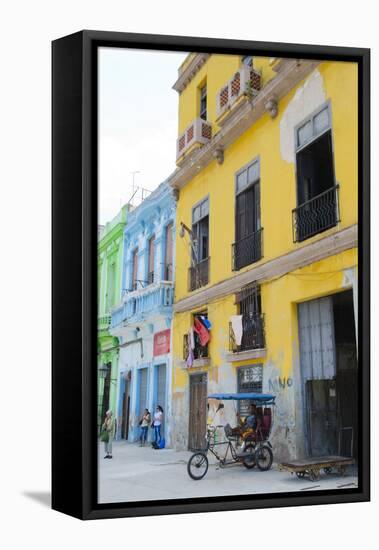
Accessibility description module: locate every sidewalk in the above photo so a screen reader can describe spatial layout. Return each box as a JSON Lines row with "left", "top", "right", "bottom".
{"left": 98, "top": 441, "right": 358, "bottom": 504}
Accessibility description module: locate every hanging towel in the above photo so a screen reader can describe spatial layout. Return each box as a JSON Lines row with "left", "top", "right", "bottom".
{"left": 186, "top": 346, "right": 194, "bottom": 368}
{"left": 230, "top": 315, "right": 243, "bottom": 346}
{"left": 200, "top": 315, "right": 212, "bottom": 330}
{"left": 189, "top": 327, "right": 195, "bottom": 350}
{"left": 194, "top": 317, "right": 210, "bottom": 346}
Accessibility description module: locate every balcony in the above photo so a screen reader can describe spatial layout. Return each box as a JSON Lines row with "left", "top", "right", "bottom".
{"left": 110, "top": 281, "right": 174, "bottom": 330}
{"left": 188, "top": 257, "right": 210, "bottom": 292}
{"left": 216, "top": 65, "right": 262, "bottom": 123}
{"left": 176, "top": 118, "right": 212, "bottom": 164}
{"left": 232, "top": 228, "right": 263, "bottom": 271}
{"left": 292, "top": 185, "right": 340, "bottom": 243}
{"left": 227, "top": 314, "right": 266, "bottom": 362}
{"left": 183, "top": 333, "right": 209, "bottom": 367}
{"left": 98, "top": 315, "right": 111, "bottom": 331}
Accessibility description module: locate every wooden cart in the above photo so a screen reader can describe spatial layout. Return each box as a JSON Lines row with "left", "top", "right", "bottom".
{"left": 279, "top": 456, "right": 355, "bottom": 482}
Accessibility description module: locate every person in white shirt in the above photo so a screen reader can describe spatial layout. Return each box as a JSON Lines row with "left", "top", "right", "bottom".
{"left": 153, "top": 405, "right": 164, "bottom": 446}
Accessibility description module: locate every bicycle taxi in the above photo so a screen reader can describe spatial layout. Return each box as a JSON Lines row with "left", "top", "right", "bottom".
{"left": 187, "top": 392, "right": 276, "bottom": 480}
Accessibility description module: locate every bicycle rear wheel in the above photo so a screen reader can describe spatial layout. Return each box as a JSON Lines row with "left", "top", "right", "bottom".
{"left": 255, "top": 445, "right": 273, "bottom": 471}
{"left": 242, "top": 443, "right": 256, "bottom": 469}
{"left": 187, "top": 452, "right": 209, "bottom": 480}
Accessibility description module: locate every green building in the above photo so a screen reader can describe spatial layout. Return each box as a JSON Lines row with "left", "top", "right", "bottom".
{"left": 98, "top": 204, "right": 130, "bottom": 431}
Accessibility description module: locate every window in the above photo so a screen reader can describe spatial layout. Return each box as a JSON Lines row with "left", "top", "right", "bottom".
{"left": 164, "top": 223, "right": 173, "bottom": 281}
{"left": 233, "top": 158, "right": 262, "bottom": 270}
{"left": 189, "top": 197, "right": 209, "bottom": 290}
{"left": 293, "top": 103, "right": 339, "bottom": 242}
{"left": 183, "top": 312, "right": 209, "bottom": 360}
{"left": 237, "top": 365, "right": 263, "bottom": 415}
{"left": 233, "top": 284, "right": 265, "bottom": 351}
{"left": 148, "top": 235, "right": 155, "bottom": 284}
{"left": 131, "top": 249, "right": 138, "bottom": 290}
{"left": 199, "top": 84, "right": 207, "bottom": 121}
{"left": 192, "top": 197, "right": 209, "bottom": 263}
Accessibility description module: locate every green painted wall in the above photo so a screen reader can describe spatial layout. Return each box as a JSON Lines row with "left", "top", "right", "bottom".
{"left": 97, "top": 204, "right": 130, "bottom": 429}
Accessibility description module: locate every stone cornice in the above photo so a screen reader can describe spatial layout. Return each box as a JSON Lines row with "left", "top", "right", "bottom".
{"left": 173, "top": 224, "right": 358, "bottom": 313}
{"left": 172, "top": 53, "right": 210, "bottom": 93}
{"left": 169, "top": 59, "right": 320, "bottom": 190}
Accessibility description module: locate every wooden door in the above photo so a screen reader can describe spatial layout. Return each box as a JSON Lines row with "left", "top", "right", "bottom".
{"left": 188, "top": 373, "right": 207, "bottom": 451}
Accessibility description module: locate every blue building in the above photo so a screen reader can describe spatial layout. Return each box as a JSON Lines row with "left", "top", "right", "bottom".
{"left": 110, "top": 181, "right": 176, "bottom": 445}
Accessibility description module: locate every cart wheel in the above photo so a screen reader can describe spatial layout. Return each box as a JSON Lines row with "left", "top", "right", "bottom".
{"left": 296, "top": 471, "right": 305, "bottom": 479}
{"left": 187, "top": 452, "right": 209, "bottom": 480}
{"left": 255, "top": 445, "right": 273, "bottom": 471}
{"left": 324, "top": 467, "right": 332, "bottom": 475}
{"left": 242, "top": 443, "right": 256, "bottom": 469}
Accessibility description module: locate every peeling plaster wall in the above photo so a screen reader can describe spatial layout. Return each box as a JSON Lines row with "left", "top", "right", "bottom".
{"left": 280, "top": 69, "right": 326, "bottom": 164}
{"left": 172, "top": 248, "right": 358, "bottom": 460}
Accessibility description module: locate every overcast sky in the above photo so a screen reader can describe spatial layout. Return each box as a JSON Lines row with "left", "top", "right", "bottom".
{"left": 98, "top": 47, "right": 187, "bottom": 225}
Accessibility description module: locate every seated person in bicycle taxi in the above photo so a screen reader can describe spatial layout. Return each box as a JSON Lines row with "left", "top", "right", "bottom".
{"left": 232, "top": 404, "right": 262, "bottom": 442}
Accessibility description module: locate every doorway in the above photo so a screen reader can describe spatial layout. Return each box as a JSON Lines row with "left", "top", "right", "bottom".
{"left": 298, "top": 290, "right": 357, "bottom": 458}
{"left": 188, "top": 373, "right": 208, "bottom": 451}
{"left": 121, "top": 377, "right": 131, "bottom": 440}
{"left": 155, "top": 364, "right": 167, "bottom": 437}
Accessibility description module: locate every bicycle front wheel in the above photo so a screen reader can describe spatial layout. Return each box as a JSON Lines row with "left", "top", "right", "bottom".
{"left": 187, "top": 452, "right": 209, "bottom": 480}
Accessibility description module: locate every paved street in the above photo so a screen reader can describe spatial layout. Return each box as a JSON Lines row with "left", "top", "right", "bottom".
{"left": 98, "top": 441, "right": 358, "bottom": 504}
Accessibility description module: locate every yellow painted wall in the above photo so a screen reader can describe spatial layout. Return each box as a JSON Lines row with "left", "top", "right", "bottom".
{"left": 175, "top": 60, "right": 358, "bottom": 302}
{"left": 178, "top": 54, "right": 276, "bottom": 134}
{"left": 171, "top": 56, "right": 358, "bottom": 456}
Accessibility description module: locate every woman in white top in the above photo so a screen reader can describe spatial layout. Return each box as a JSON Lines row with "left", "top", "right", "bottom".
{"left": 153, "top": 405, "right": 164, "bottom": 446}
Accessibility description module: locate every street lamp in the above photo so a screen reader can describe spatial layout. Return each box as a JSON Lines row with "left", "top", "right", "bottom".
{"left": 98, "top": 363, "right": 110, "bottom": 379}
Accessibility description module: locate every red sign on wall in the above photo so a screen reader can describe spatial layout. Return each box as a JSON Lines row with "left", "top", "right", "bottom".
{"left": 153, "top": 329, "right": 171, "bottom": 356}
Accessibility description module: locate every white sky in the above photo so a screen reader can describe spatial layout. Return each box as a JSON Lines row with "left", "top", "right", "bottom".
{"left": 98, "top": 47, "right": 187, "bottom": 225}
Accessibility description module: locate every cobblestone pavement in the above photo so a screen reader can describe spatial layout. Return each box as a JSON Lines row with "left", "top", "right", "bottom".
{"left": 98, "top": 441, "right": 358, "bottom": 504}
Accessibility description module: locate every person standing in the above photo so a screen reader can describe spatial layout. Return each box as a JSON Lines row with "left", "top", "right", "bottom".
{"left": 139, "top": 408, "right": 151, "bottom": 446}
{"left": 102, "top": 410, "right": 116, "bottom": 459}
{"left": 153, "top": 405, "right": 164, "bottom": 447}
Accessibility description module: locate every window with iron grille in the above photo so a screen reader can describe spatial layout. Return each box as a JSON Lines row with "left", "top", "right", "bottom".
{"left": 237, "top": 364, "right": 263, "bottom": 415}
{"left": 233, "top": 158, "right": 262, "bottom": 270}
{"left": 293, "top": 103, "right": 339, "bottom": 242}
{"left": 200, "top": 84, "right": 207, "bottom": 121}
{"left": 234, "top": 283, "right": 265, "bottom": 351}
{"left": 189, "top": 197, "right": 209, "bottom": 291}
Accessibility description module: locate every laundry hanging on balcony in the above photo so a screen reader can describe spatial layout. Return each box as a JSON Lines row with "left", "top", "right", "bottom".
{"left": 186, "top": 327, "right": 195, "bottom": 368}
{"left": 230, "top": 315, "right": 243, "bottom": 346}
{"left": 194, "top": 317, "right": 210, "bottom": 346}
{"left": 199, "top": 315, "right": 211, "bottom": 330}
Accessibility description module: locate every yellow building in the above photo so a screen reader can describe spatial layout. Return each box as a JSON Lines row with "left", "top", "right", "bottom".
{"left": 169, "top": 53, "right": 358, "bottom": 461}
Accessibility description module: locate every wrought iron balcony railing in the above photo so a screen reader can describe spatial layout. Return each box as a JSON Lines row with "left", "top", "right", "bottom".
{"left": 183, "top": 334, "right": 209, "bottom": 361}
{"left": 229, "top": 313, "right": 265, "bottom": 353}
{"left": 232, "top": 228, "right": 263, "bottom": 271}
{"left": 188, "top": 257, "right": 210, "bottom": 291}
{"left": 292, "top": 185, "right": 340, "bottom": 242}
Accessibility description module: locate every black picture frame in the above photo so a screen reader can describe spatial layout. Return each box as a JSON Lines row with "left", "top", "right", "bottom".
{"left": 52, "top": 30, "right": 370, "bottom": 520}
